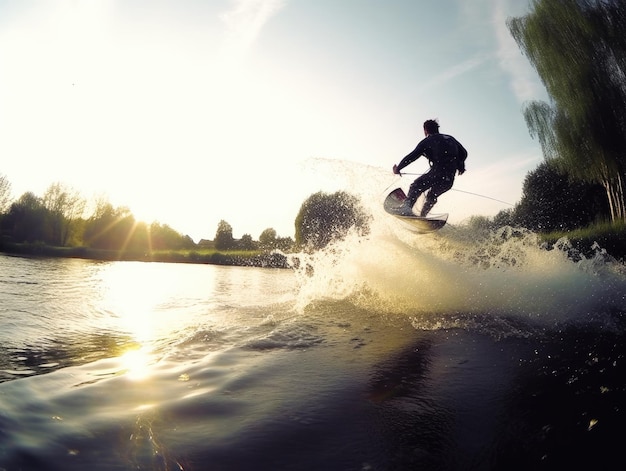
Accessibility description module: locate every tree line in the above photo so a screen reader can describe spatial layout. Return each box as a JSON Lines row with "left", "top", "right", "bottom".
{"left": 0, "top": 177, "right": 370, "bottom": 255}
{"left": 0, "top": 178, "right": 297, "bottom": 253}
{"left": 211, "top": 190, "right": 370, "bottom": 252}
{"left": 0, "top": 175, "right": 370, "bottom": 253}
{"left": 212, "top": 220, "right": 294, "bottom": 252}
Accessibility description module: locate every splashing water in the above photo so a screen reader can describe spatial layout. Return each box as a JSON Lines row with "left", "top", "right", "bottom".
{"left": 290, "top": 158, "right": 626, "bottom": 336}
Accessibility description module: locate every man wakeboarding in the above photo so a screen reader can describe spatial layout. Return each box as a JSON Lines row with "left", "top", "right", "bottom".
{"left": 392, "top": 119, "right": 468, "bottom": 216}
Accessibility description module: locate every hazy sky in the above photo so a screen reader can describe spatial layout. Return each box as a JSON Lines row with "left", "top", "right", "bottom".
{"left": 0, "top": 0, "right": 547, "bottom": 241}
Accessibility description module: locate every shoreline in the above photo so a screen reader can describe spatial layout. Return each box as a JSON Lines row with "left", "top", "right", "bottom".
{"left": 0, "top": 242, "right": 291, "bottom": 269}
{"left": 2, "top": 226, "right": 625, "bottom": 268}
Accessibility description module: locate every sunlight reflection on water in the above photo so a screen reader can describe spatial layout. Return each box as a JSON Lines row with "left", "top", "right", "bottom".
{"left": 99, "top": 261, "right": 215, "bottom": 345}
{"left": 0, "top": 254, "right": 299, "bottom": 384}
{"left": 119, "top": 347, "right": 153, "bottom": 381}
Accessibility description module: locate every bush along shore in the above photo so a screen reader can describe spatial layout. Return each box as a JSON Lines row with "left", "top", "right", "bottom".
{"left": 539, "top": 221, "right": 626, "bottom": 262}
{"left": 0, "top": 241, "right": 290, "bottom": 268}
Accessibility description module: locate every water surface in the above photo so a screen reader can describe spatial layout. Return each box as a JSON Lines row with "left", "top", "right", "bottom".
{"left": 1, "top": 222, "right": 625, "bottom": 470}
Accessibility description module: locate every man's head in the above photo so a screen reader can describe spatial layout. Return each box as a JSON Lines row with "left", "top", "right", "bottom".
{"left": 423, "top": 119, "right": 440, "bottom": 135}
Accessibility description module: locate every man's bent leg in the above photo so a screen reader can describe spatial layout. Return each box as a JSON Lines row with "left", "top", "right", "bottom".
{"left": 421, "top": 176, "right": 454, "bottom": 216}
{"left": 406, "top": 176, "right": 431, "bottom": 207}
{"left": 420, "top": 193, "right": 437, "bottom": 217}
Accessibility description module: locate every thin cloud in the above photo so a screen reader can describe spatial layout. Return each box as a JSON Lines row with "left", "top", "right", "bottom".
{"left": 491, "top": 0, "right": 546, "bottom": 103}
{"left": 438, "top": 55, "right": 489, "bottom": 83}
{"left": 220, "top": 0, "right": 286, "bottom": 56}
{"left": 419, "top": 54, "right": 489, "bottom": 92}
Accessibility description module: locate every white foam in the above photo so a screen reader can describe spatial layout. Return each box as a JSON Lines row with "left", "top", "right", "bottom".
{"left": 290, "top": 201, "right": 625, "bottom": 329}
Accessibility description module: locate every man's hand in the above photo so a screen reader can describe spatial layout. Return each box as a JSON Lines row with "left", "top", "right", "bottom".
{"left": 392, "top": 164, "right": 401, "bottom": 175}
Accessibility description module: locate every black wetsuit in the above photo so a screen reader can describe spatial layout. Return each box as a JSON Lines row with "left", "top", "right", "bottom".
{"left": 397, "top": 132, "right": 468, "bottom": 216}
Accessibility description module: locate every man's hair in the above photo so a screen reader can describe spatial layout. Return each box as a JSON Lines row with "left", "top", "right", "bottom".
{"left": 423, "top": 119, "right": 440, "bottom": 134}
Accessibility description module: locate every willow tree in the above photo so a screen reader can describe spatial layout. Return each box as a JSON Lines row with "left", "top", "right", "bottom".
{"left": 508, "top": 0, "right": 626, "bottom": 221}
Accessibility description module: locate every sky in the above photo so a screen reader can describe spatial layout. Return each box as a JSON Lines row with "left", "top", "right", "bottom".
{"left": 0, "top": 0, "right": 548, "bottom": 241}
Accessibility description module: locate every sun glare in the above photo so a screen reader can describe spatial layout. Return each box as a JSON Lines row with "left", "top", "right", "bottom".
{"left": 99, "top": 261, "right": 198, "bottom": 343}
{"left": 99, "top": 263, "right": 178, "bottom": 381}
{"left": 119, "top": 347, "right": 152, "bottom": 381}
{"left": 1, "top": 0, "right": 341, "bottom": 240}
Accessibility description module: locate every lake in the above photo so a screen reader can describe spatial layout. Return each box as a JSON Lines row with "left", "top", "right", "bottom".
{"left": 1, "top": 223, "right": 625, "bottom": 470}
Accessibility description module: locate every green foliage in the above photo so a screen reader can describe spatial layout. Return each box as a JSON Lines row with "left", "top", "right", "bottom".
{"left": 539, "top": 220, "right": 626, "bottom": 260}
{"left": 275, "top": 236, "right": 294, "bottom": 252}
{"left": 513, "top": 161, "right": 609, "bottom": 231}
{"left": 294, "top": 191, "right": 370, "bottom": 250}
{"left": 83, "top": 201, "right": 134, "bottom": 250}
{"left": 83, "top": 205, "right": 194, "bottom": 253}
{"left": 238, "top": 233, "right": 256, "bottom": 250}
{"left": 0, "top": 174, "right": 12, "bottom": 214}
{"left": 149, "top": 222, "right": 195, "bottom": 250}
{"left": 214, "top": 219, "right": 235, "bottom": 250}
{"left": 491, "top": 209, "right": 514, "bottom": 229}
{"left": 259, "top": 227, "right": 277, "bottom": 249}
{"left": 3, "top": 192, "right": 49, "bottom": 243}
{"left": 258, "top": 227, "right": 293, "bottom": 251}
{"left": 0, "top": 176, "right": 296, "bottom": 258}
{"left": 466, "top": 215, "right": 496, "bottom": 231}
{"left": 508, "top": 1, "right": 626, "bottom": 221}
{"left": 42, "top": 182, "right": 86, "bottom": 246}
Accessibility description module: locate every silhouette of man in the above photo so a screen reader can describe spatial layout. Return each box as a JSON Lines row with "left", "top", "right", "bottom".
{"left": 393, "top": 119, "right": 467, "bottom": 216}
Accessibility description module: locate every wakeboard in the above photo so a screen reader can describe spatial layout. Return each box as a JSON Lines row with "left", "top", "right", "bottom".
{"left": 383, "top": 188, "right": 448, "bottom": 233}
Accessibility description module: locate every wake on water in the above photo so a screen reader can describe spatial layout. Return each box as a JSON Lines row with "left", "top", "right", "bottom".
{"left": 289, "top": 158, "right": 626, "bottom": 339}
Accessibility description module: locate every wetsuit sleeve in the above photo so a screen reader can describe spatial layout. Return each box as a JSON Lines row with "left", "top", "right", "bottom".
{"left": 397, "top": 140, "right": 426, "bottom": 171}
